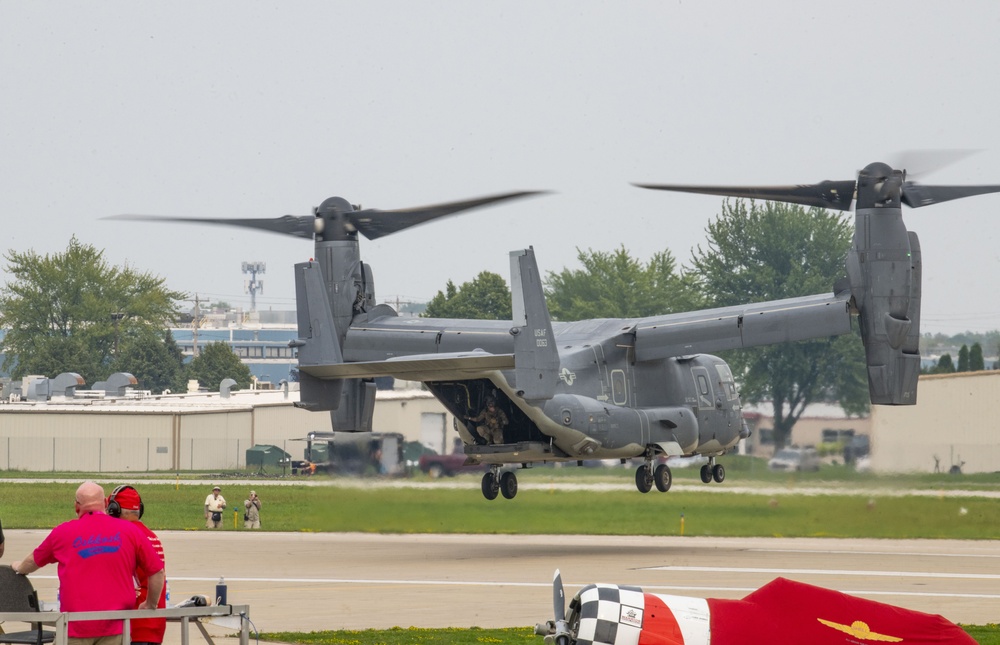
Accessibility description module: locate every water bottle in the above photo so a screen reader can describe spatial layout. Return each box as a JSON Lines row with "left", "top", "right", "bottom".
{"left": 215, "top": 577, "right": 228, "bottom": 606}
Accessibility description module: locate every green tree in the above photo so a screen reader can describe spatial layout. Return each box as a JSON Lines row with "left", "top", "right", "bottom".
{"left": 934, "top": 353, "right": 956, "bottom": 373}
{"left": 423, "top": 272, "right": 512, "bottom": 319}
{"left": 0, "top": 237, "right": 184, "bottom": 384}
{"left": 185, "top": 342, "right": 252, "bottom": 391}
{"left": 957, "top": 344, "right": 970, "bottom": 372}
{"left": 111, "top": 329, "right": 186, "bottom": 393}
{"left": 970, "top": 342, "right": 985, "bottom": 371}
{"left": 545, "top": 246, "right": 704, "bottom": 321}
{"left": 688, "top": 200, "right": 869, "bottom": 450}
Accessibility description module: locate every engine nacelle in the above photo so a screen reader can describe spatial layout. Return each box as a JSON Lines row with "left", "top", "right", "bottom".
{"left": 847, "top": 163, "right": 921, "bottom": 405}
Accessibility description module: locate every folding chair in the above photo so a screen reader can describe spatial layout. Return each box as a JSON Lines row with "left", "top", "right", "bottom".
{"left": 0, "top": 566, "right": 55, "bottom": 645}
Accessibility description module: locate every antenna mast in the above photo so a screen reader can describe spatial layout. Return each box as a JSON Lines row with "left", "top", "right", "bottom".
{"left": 242, "top": 261, "right": 266, "bottom": 312}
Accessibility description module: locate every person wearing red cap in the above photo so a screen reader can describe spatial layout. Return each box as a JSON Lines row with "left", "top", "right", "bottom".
{"left": 106, "top": 485, "right": 167, "bottom": 645}
{"left": 11, "top": 481, "right": 164, "bottom": 645}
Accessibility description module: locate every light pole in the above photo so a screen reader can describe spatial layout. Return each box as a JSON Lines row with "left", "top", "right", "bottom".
{"left": 111, "top": 312, "right": 125, "bottom": 357}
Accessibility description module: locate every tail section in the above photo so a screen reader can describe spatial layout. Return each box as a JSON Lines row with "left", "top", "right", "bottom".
{"left": 292, "top": 260, "right": 377, "bottom": 430}
{"left": 510, "top": 248, "right": 560, "bottom": 402}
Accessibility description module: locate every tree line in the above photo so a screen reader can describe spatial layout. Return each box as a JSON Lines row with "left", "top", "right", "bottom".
{"left": 0, "top": 237, "right": 251, "bottom": 394}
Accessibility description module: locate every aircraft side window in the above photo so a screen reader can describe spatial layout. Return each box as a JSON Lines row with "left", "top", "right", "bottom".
{"left": 611, "top": 369, "right": 627, "bottom": 406}
{"left": 692, "top": 367, "right": 713, "bottom": 408}
{"left": 697, "top": 375, "right": 710, "bottom": 404}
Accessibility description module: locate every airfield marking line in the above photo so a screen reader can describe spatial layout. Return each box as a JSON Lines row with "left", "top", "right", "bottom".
{"left": 650, "top": 565, "right": 1000, "bottom": 580}
{"left": 748, "top": 547, "right": 1000, "bottom": 559}
{"left": 631, "top": 585, "right": 1000, "bottom": 600}
{"left": 28, "top": 575, "right": 1000, "bottom": 603}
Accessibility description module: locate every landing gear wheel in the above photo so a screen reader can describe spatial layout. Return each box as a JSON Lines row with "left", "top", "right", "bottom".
{"left": 712, "top": 463, "right": 726, "bottom": 483}
{"left": 654, "top": 463, "right": 672, "bottom": 492}
{"left": 481, "top": 472, "right": 499, "bottom": 500}
{"left": 500, "top": 471, "right": 518, "bottom": 499}
{"left": 700, "top": 464, "right": 713, "bottom": 484}
{"left": 635, "top": 465, "right": 653, "bottom": 493}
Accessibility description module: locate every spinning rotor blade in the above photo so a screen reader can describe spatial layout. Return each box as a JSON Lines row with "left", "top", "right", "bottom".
{"left": 900, "top": 183, "right": 1000, "bottom": 208}
{"left": 107, "top": 214, "right": 318, "bottom": 239}
{"left": 348, "top": 190, "right": 547, "bottom": 240}
{"left": 890, "top": 149, "right": 981, "bottom": 181}
{"left": 633, "top": 180, "right": 857, "bottom": 211}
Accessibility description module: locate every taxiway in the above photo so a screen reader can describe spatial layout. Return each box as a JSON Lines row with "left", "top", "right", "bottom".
{"left": 4, "top": 530, "right": 998, "bottom": 636}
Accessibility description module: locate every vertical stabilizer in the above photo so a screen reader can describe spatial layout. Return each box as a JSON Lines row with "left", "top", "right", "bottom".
{"left": 510, "top": 248, "right": 559, "bottom": 402}
{"left": 293, "top": 260, "right": 344, "bottom": 411}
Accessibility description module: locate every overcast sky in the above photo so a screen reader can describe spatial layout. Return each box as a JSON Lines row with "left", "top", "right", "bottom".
{"left": 3, "top": 2, "right": 1000, "bottom": 334}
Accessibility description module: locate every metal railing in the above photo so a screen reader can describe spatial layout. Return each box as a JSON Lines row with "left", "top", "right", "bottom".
{"left": 0, "top": 604, "right": 251, "bottom": 645}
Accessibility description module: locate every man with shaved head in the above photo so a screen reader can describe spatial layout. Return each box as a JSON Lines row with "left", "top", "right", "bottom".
{"left": 12, "top": 481, "right": 165, "bottom": 645}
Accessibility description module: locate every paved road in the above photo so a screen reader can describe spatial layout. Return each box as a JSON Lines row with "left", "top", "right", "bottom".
{"left": 5, "top": 530, "right": 999, "bottom": 640}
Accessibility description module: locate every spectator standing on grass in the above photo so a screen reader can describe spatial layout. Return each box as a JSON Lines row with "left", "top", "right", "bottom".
{"left": 243, "top": 491, "right": 262, "bottom": 529}
{"left": 204, "top": 485, "right": 227, "bottom": 529}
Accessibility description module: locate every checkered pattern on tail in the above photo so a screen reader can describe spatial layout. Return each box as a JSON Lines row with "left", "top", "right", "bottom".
{"left": 573, "top": 584, "right": 645, "bottom": 645}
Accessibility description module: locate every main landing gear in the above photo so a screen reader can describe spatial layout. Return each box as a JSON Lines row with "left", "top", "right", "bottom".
{"left": 482, "top": 466, "right": 518, "bottom": 500}
{"left": 635, "top": 456, "right": 672, "bottom": 494}
{"left": 700, "top": 457, "right": 725, "bottom": 484}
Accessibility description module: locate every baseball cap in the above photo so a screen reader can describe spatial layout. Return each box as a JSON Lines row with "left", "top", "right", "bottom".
{"left": 114, "top": 486, "right": 142, "bottom": 511}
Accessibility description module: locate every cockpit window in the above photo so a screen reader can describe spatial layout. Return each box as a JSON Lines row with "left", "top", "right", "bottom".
{"left": 716, "top": 363, "right": 738, "bottom": 400}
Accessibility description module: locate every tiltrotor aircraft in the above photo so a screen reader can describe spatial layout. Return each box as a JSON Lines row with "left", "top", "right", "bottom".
{"left": 114, "top": 160, "right": 1000, "bottom": 500}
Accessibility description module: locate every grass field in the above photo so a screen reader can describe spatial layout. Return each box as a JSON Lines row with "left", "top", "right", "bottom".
{"left": 254, "top": 625, "right": 1000, "bottom": 645}
{"left": 3, "top": 468, "right": 1000, "bottom": 539}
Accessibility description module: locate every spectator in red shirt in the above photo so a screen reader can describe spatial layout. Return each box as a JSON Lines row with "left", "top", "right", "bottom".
{"left": 11, "top": 481, "right": 164, "bottom": 645}
{"left": 107, "top": 485, "right": 167, "bottom": 645}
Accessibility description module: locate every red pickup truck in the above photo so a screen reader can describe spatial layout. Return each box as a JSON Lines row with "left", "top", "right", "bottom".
{"left": 418, "top": 451, "right": 486, "bottom": 478}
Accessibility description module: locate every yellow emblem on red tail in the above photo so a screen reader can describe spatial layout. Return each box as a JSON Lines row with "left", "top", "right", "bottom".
{"left": 817, "top": 618, "right": 903, "bottom": 642}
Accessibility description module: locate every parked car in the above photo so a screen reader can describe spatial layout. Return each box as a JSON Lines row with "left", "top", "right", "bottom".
{"left": 844, "top": 434, "right": 871, "bottom": 465}
{"left": 418, "top": 450, "right": 487, "bottom": 478}
{"left": 768, "top": 447, "right": 820, "bottom": 472}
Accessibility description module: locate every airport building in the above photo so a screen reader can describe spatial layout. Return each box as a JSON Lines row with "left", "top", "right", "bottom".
{"left": 0, "top": 380, "right": 455, "bottom": 473}
{"left": 868, "top": 370, "right": 1000, "bottom": 474}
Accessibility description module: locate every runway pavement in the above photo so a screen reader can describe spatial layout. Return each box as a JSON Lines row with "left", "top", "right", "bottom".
{"left": 5, "top": 529, "right": 999, "bottom": 640}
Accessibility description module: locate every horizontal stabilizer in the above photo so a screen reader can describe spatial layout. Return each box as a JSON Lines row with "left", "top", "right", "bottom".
{"left": 299, "top": 350, "right": 515, "bottom": 381}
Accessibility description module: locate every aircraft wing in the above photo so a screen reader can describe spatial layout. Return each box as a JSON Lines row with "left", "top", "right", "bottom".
{"left": 298, "top": 350, "right": 515, "bottom": 381}
{"left": 633, "top": 291, "right": 853, "bottom": 362}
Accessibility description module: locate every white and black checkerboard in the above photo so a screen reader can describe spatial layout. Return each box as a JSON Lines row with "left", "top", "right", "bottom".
{"left": 573, "top": 583, "right": 645, "bottom": 645}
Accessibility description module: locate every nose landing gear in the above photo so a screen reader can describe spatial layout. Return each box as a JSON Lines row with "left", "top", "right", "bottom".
{"left": 700, "top": 457, "right": 725, "bottom": 484}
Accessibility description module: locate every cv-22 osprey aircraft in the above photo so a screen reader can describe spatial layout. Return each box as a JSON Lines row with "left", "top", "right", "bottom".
{"left": 114, "top": 161, "right": 1000, "bottom": 500}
